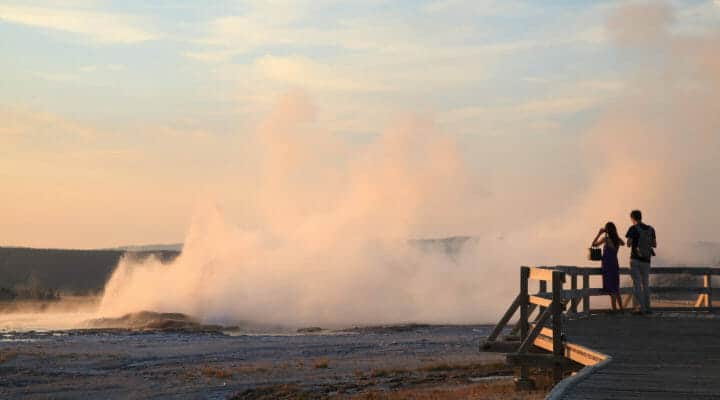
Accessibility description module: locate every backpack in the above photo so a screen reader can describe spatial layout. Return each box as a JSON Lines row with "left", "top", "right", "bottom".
{"left": 635, "top": 225, "right": 654, "bottom": 259}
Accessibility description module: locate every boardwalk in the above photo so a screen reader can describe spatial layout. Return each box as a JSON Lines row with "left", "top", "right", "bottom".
{"left": 560, "top": 314, "right": 720, "bottom": 400}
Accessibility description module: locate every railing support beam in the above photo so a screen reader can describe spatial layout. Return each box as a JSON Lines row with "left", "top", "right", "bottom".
{"left": 515, "top": 266, "right": 534, "bottom": 389}
{"left": 552, "top": 270, "right": 565, "bottom": 383}
{"left": 482, "top": 293, "right": 521, "bottom": 349}
{"left": 570, "top": 274, "right": 578, "bottom": 314}
{"left": 582, "top": 271, "right": 590, "bottom": 316}
{"left": 706, "top": 274, "right": 713, "bottom": 309}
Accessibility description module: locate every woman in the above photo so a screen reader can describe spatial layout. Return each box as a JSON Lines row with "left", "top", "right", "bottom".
{"left": 592, "top": 222, "right": 625, "bottom": 312}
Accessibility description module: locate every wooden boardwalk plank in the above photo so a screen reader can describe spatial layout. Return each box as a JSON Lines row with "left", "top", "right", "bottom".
{"left": 560, "top": 315, "right": 720, "bottom": 400}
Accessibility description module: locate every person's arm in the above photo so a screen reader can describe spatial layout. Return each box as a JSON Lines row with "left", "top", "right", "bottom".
{"left": 651, "top": 226, "right": 657, "bottom": 248}
{"left": 592, "top": 228, "right": 606, "bottom": 247}
{"left": 626, "top": 227, "right": 634, "bottom": 247}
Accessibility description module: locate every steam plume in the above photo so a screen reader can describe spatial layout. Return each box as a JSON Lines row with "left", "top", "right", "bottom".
{"left": 97, "top": 2, "right": 720, "bottom": 326}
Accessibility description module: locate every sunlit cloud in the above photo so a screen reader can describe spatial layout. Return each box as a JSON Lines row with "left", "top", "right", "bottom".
{"left": 423, "top": 0, "right": 534, "bottom": 17}
{"left": 255, "top": 55, "right": 386, "bottom": 92}
{"left": 437, "top": 79, "right": 624, "bottom": 135}
{"left": 0, "top": 4, "right": 158, "bottom": 43}
{"left": 4, "top": 0, "right": 717, "bottom": 251}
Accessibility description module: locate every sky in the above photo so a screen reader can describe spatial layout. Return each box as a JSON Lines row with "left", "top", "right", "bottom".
{"left": 2, "top": 0, "right": 720, "bottom": 249}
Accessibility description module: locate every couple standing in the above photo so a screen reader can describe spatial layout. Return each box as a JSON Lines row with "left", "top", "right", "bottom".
{"left": 591, "top": 210, "right": 657, "bottom": 314}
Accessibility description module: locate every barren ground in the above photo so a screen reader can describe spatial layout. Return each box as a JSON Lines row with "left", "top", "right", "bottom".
{"left": 0, "top": 324, "right": 547, "bottom": 399}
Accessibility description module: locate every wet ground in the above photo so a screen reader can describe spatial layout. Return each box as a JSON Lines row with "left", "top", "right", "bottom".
{"left": 0, "top": 324, "right": 510, "bottom": 399}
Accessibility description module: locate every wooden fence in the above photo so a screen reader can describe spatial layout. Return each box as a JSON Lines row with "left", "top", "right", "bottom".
{"left": 482, "top": 265, "right": 720, "bottom": 388}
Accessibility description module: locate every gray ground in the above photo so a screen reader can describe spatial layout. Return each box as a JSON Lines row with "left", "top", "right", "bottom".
{"left": 0, "top": 324, "right": 505, "bottom": 399}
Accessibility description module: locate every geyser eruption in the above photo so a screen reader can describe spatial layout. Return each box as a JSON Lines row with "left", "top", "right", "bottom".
{"left": 99, "top": 96, "right": 520, "bottom": 326}
{"left": 98, "top": 2, "right": 720, "bottom": 327}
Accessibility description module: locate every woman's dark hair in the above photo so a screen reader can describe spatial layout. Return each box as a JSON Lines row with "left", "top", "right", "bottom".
{"left": 605, "top": 222, "right": 624, "bottom": 248}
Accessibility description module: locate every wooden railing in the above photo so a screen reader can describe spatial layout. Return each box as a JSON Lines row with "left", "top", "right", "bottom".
{"left": 482, "top": 265, "right": 720, "bottom": 388}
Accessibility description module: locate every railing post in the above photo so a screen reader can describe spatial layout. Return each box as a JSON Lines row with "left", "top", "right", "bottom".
{"left": 520, "top": 267, "right": 530, "bottom": 341}
{"left": 516, "top": 266, "right": 534, "bottom": 390}
{"left": 706, "top": 273, "right": 713, "bottom": 309}
{"left": 552, "top": 270, "right": 564, "bottom": 383}
{"left": 582, "top": 270, "right": 590, "bottom": 316}
{"left": 570, "top": 273, "right": 578, "bottom": 314}
{"left": 539, "top": 280, "right": 547, "bottom": 315}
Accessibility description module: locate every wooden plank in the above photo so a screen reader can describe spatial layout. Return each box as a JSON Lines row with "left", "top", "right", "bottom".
{"left": 538, "top": 266, "right": 720, "bottom": 276}
{"left": 529, "top": 295, "right": 552, "bottom": 308}
{"left": 650, "top": 286, "right": 709, "bottom": 294}
{"left": 540, "top": 266, "right": 603, "bottom": 275}
{"left": 650, "top": 307, "right": 716, "bottom": 312}
{"left": 564, "top": 342, "right": 608, "bottom": 367}
{"left": 580, "top": 306, "right": 717, "bottom": 313}
{"left": 529, "top": 267, "right": 557, "bottom": 282}
{"left": 649, "top": 267, "right": 720, "bottom": 275}
{"left": 562, "top": 288, "right": 607, "bottom": 300}
{"left": 561, "top": 286, "right": 703, "bottom": 300}
{"left": 532, "top": 328, "right": 607, "bottom": 366}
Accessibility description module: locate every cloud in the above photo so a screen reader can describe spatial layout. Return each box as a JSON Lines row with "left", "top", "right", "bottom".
{"left": 0, "top": 5, "right": 158, "bottom": 43}
{"left": 0, "top": 106, "right": 98, "bottom": 143}
{"left": 423, "top": 0, "right": 534, "bottom": 17}
{"left": 79, "top": 64, "right": 126, "bottom": 72}
{"left": 437, "top": 79, "right": 623, "bottom": 136}
{"left": 35, "top": 64, "right": 127, "bottom": 84}
{"left": 183, "top": 50, "right": 240, "bottom": 63}
{"left": 186, "top": 1, "right": 533, "bottom": 63}
{"left": 606, "top": 1, "right": 674, "bottom": 46}
{"left": 254, "top": 55, "right": 386, "bottom": 92}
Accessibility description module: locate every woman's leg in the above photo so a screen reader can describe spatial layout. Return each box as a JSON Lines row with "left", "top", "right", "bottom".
{"left": 610, "top": 295, "right": 617, "bottom": 311}
{"left": 615, "top": 294, "right": 624, "bottom": 313}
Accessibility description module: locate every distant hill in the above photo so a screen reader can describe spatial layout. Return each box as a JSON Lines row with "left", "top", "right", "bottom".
{"left": 0, "top": 247, "right": 180, "bottom": 296}
{"left": 2, "top": 238, "right": 716, "bottom": 300}
{"left": 410, "top": 236, "right": 475, "bottom": 256}
{"left": 113, "top": 243, "right": 183, "bottom": 252}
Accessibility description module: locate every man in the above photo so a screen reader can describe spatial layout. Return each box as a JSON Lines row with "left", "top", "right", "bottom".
{"left": 626, "top": 210, "right": 657, "bottom": 314}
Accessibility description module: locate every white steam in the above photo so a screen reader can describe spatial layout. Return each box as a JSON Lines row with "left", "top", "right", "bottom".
{"left": 99, "top": 104, "right": 526, "bottom": 326}
{"left": 97, "top": 3, "right": 720, "bottom": 326}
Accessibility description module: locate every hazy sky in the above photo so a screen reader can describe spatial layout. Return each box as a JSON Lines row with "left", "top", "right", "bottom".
{"left": 2, "top": 0, "right": 719, "bottom": 248}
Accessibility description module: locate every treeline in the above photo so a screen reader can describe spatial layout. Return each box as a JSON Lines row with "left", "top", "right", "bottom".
{"left": 0, "top": 247, "right": 179, "bottom": 300}
{"left": 0, "top": 286, "right": 61, "bottom": 301}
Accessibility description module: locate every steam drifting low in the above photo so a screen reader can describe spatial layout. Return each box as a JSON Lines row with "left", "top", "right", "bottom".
{"left": 97, "top": 2, "right": 720, "bottom": 327}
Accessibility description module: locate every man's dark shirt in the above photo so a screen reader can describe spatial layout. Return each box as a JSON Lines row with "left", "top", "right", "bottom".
{"left": 626, "top": 223, "right": 656, "bottom": 263}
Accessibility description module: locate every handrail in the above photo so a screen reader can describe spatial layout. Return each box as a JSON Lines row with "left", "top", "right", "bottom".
{"left": 482, "top": 264, "right": 718, "bottom": 390}
{"left": 540, "top": 265, "right": 720, "bottom": 275}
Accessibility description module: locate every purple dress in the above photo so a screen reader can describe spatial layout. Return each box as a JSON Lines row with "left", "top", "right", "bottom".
{"left": 601, "top": 242, "right": 620, "bottom": 294}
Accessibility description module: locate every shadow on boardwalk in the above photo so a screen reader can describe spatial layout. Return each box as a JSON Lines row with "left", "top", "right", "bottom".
{"left": 561, "top": 314, "right": 720, "bottom": 400}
